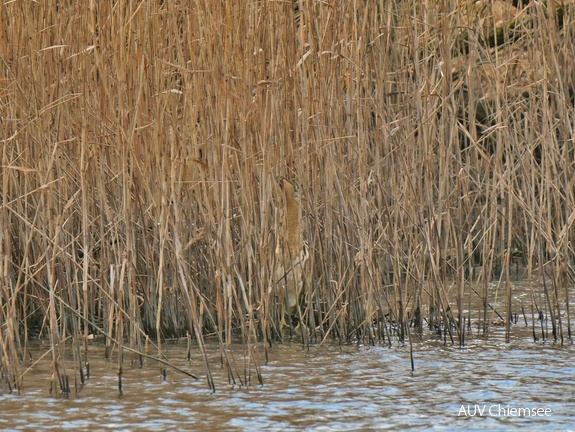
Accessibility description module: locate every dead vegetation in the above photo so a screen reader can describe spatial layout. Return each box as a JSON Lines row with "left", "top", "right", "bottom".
{"left": 1, "top": 0, "right": 575, "bottom": 392}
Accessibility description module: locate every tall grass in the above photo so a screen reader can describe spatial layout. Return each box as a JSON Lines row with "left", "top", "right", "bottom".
{"left": 1, "top": 0, "right": 575, "bottom": 391}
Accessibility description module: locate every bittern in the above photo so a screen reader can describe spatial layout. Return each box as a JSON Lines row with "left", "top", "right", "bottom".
{"left": 274, "top": 177, "right": 309, "bottom": 323}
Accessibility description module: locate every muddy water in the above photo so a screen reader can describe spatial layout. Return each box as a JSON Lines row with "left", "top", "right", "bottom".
{"left": 1, "top": 332, "right": 573, "bottom": 431}
{"left": 2, "top": 276, "right": 575, "bottom": 431}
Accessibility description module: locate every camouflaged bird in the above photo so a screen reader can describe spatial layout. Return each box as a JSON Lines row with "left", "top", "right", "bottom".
{"left": 274, "top": 178, "right": 309, "bottom": 321}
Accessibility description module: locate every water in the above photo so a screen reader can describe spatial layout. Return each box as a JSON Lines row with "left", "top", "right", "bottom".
{"left": 2, "top": 276, "right": 574, "bottom": 431}
{"left": 1, "top": 328, "right": 574, "bottom": 431}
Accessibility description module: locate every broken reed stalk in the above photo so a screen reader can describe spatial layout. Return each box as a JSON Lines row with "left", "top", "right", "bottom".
{"left": 2, "top": 0, "right": 575, "bottom": 392}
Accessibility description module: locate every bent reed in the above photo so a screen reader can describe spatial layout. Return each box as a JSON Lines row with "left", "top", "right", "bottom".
{"left": 1, "top": 1, "right": 575, "bottom": 391}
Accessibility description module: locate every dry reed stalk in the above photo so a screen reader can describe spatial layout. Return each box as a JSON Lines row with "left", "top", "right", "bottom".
{"left": 2, "top": 0, "right": 575, "bottom": 391}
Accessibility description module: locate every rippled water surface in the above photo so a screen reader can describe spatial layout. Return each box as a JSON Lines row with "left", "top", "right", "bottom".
{"left": 2, "top": 328, "right": 574, "bottom": 431}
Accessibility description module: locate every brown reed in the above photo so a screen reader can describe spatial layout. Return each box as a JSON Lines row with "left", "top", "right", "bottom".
{"left": 1, "top": 0, "right": 575, "bottom": 391}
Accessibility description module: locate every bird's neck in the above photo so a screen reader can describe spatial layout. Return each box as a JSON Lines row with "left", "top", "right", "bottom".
{"left": 285, "top": 193, "right": 301, "bottom": 254}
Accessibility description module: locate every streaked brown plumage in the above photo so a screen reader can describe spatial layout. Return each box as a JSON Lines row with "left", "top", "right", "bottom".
{"left": 274, "top": 178, "right": 308, "bottom": 318}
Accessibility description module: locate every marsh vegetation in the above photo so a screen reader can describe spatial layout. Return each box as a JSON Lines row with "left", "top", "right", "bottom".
{"left": 1, "top": 1, "right": 575, "bottom": 392}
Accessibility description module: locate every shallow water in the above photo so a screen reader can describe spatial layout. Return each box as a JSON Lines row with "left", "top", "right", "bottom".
{"left": 2, "top": 275, "right": 574, "bottom": 431}
{"left": 1, "top": 329, "right": 574, "bottom": 432}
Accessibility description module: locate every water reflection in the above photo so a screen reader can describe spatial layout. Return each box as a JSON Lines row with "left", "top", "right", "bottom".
{"left": 1, "top": 330, "right": 573, "bottom": 431}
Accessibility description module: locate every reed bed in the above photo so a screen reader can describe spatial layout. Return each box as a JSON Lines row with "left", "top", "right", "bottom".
{"left": 1, "top": 0, "right": 575, "bottom": 392}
